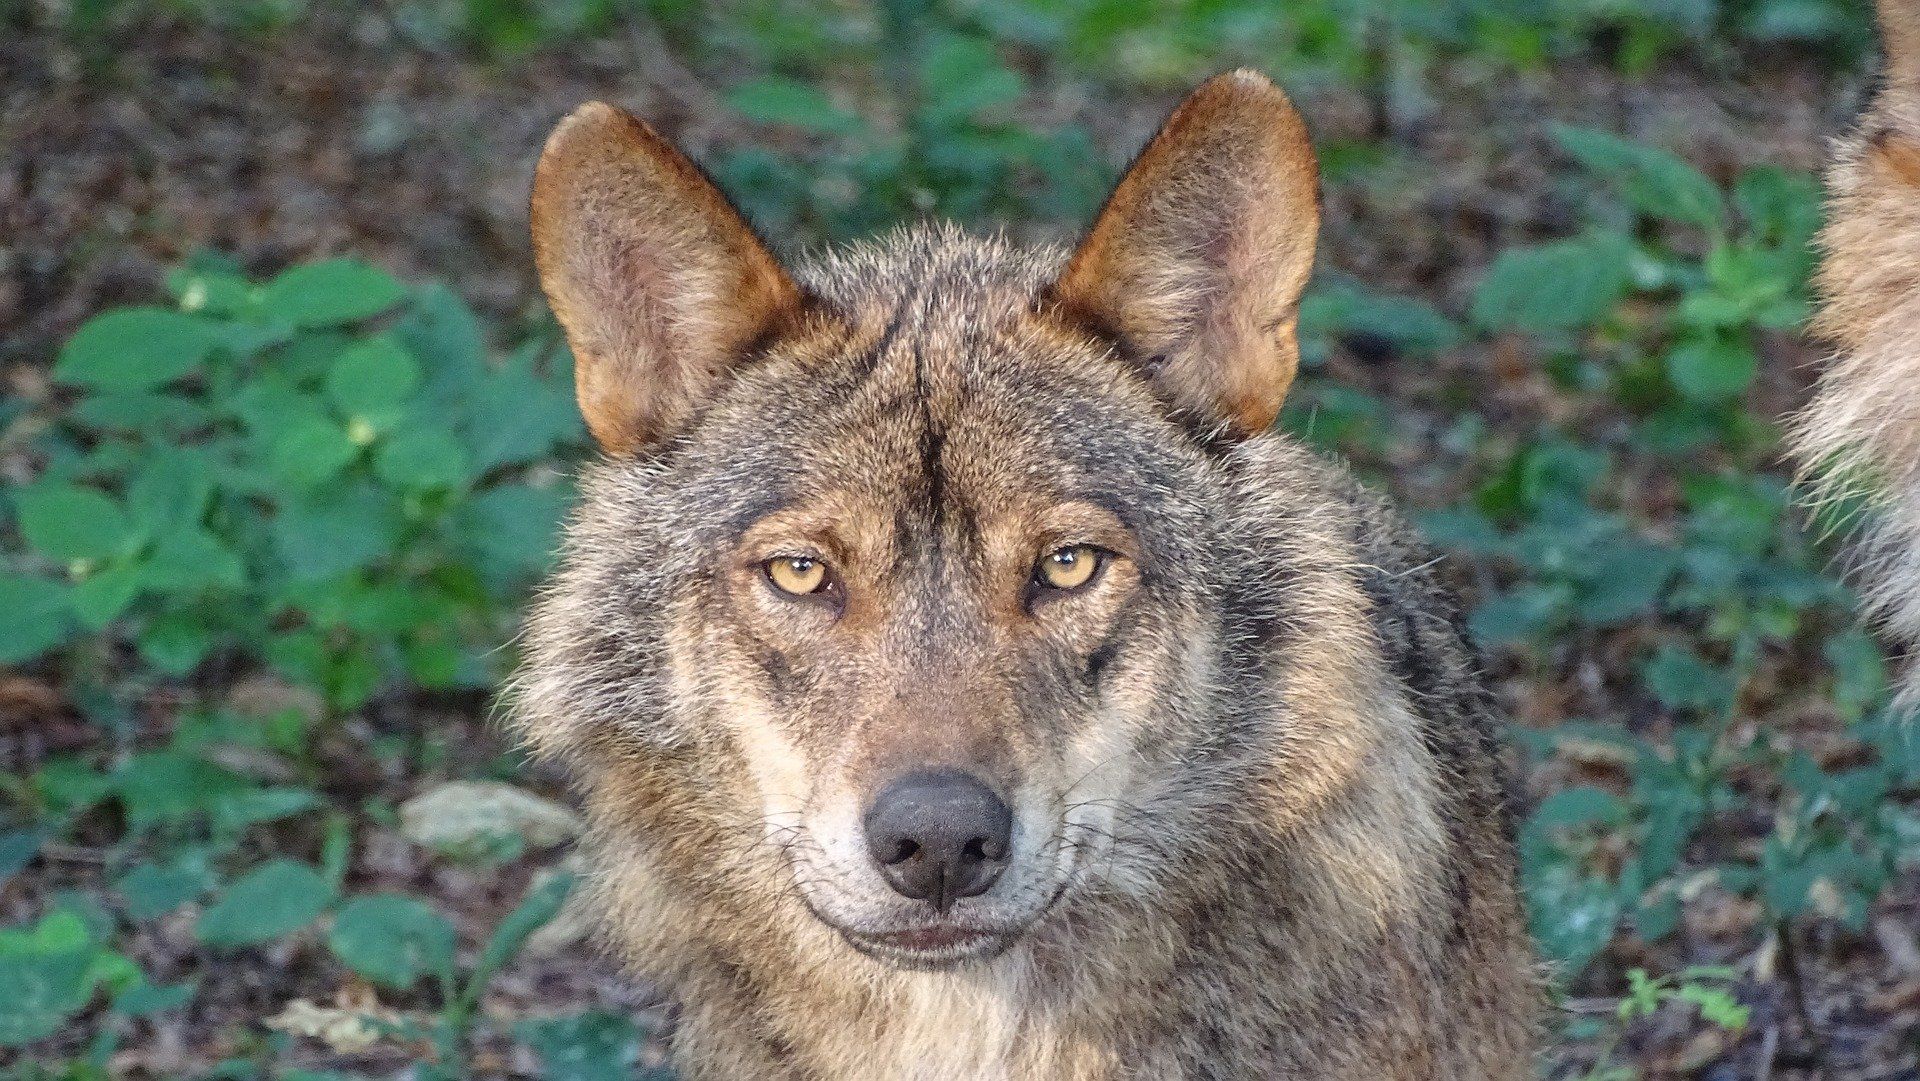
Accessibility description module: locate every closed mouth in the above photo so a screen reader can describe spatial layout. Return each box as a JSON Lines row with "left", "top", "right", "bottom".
{"left": 838, "top": 924, "right": 1013, "bottom": 968}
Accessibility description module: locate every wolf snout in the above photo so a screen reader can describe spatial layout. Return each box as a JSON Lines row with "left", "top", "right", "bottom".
{"left": 861, "top": 769, "right": 1013, "bottom": 911}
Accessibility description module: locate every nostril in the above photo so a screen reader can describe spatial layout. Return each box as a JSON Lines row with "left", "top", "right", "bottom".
{"left": 961, "top": 836, "right": 1002, "bottom": 863}
{"left": 885, "top": 839, "right": 920, "bottom": 865}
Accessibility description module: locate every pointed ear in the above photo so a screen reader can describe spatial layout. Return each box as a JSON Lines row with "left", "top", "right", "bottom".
{"left": 531, "top": 102, "right": 802, "bottom": 454}
{"left": 1049, "top": 69, "right": 1319, "bottom": 436}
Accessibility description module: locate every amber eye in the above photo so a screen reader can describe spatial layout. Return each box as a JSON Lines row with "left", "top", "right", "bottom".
{"left": 765, "top": 556, "right": 829, "bottom": 596}
{"left": 1035, "top": 545, "right": 1103, "bottom": 592}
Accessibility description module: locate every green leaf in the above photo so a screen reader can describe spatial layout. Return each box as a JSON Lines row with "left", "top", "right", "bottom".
{"left": 919, "top": 34, "right": 1024, "bottom": 123}
{"left": 1734, "top": 165, "right": 1821, "bottom": 247}
{"left": 168, "top": 263, "right": 255, "bottom": 316}
{"left": 111, "top": 977, "right": 197, "bottom": 1018}
{"left": 1525, "top": 861, "right": 1622, "bottom": 973}
{"left": 195, "top": 860, "right": 335, "bottom": 949}
{"left": 113, "top": 751, "right": 248, "bottom": 829}
{"left": 462, "top": 361, "right": 581, "bottom": 471}
{"left": 138, "top": 612, "right": 215, "bottom": 676}
{"left": 54, "top": 307, "right": 222, "bottom": 391}
{"left": 0, "top": 831, "right": 42, "bottom": 889}
{"left": 1576, "top": 540, "right": 1679, "bottom": 625}
{"left": 1552, "top": 125, "right": 1726, "bottom": 229}
{"left": 1529, "top": 785, "right": 1627, "bottom": 834}
{"left": 116, "top": 856, "right": 217, "bottom": 920}
{"left": 374, "top": 426, "right": 471, "bottom": 489}
{"left": 33, "top": 760, "right": 114, "bottom": 820}
{"left": 327, "top": 894, "right": 457, "bottom": 990}
{"left": 1470, "top": 585, "right": 1567, "bottom": 645}
{"left": 1676, "top": 982, "right": 1750, "bottom": 1031}
{"left": 518, "top": 1011, "right": 655, "bottom": 1081}
{"left": 72, "top": 559, "right": 145, "bottom": 629}
{"left": 0, "top": 910, "right": 88, "bottom": 957}
{"left": 143, "top": 526, "right": 245, "bottom": 594}
{"left": 0, "top": 950, "right": 95, "bottom": 1045}
{"left": 726, "top": 76, "right": 861, "bottom": 136}
{"left": 460, "top": 485, "right": 569, "bottom": 578}
{"left": 1642, "top": 645, "right": 1736, "bottom": 715}
{"left": 393, "top": 283, "right": 487, "bottom": 404}
{"left": 126, "top": 449, "right": 217, "bottom": 536}
{"left": 267, "top": 415, "right": 361, "bottom": 487}
{"left": 258, "top": 258, "right": 406, "bottom": 328}
{"left": 0, "top": 574, "right": 75, "bottom": 664}
{"left": 211, "top": 787, "right": 322, "bottom": 834}
{"left": 271, "top": 485, "right": 402, "bottom": 582}
{"left": 70, "top": 391, "right": 212, "bottom": 433}
{"left": 1471, "top": 233, "right": 1636, "bottom": 333}
{"left": 15, "top": 483, "right": 134, "bottom": 561}
{"left": 326, "top": 336, "right": 422, "bottom": 421}
{"left": 1666, "top": 336, "right": 1757, "bottom": 403}
{"left": 467, "top": 873, "right": 575, "bottom": 997}
{"left": 1301, "top": 278, "right": 1462, "bottom": 359}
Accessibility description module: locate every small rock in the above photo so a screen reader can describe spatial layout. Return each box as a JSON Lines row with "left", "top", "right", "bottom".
{"left": 266, "top": 998, "right": 408, "bottom": 1054}
{"left": 398, "top": 780, "right": 583, "bottom": 856}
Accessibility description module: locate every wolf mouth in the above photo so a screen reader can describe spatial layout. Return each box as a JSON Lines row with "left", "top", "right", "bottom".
{"left": 837, "top": 924, "right": 1015, "bottom": 968}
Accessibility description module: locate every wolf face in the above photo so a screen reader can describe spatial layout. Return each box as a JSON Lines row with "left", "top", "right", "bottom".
{"left": 516, "top": 72, "right": 1324, "bottom": 972}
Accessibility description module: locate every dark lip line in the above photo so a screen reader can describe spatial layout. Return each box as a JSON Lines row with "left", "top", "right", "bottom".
{"left": 843, "top": 925, "right": 1004, "bottom": 946}
{"left": 838, "top": 926, "right": 1016, "bottom": 969}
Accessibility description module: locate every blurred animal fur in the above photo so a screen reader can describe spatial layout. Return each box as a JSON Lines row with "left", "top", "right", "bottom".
{"left": 1793, "top": 0, "right": 1920, "bottom": 701}
{"left": 513, "top": 70, "right": 1538, "bottom": 1079}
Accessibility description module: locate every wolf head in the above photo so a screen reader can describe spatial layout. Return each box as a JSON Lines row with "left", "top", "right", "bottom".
{"left": 517, "top": 72, "right": 1332, "bottom": 970}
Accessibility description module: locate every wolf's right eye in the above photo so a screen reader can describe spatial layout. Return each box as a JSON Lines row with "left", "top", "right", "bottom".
{"left": 1034, "top": 545, "right": 1104, "bottom": 592}
{"left": 765, "top": 556, "right": 830, "bottom": 596}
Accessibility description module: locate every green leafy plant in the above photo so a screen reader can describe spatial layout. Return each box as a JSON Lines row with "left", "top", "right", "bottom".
{"left": 0, "top": 900, "right": 192, "bottom": 1074}
{"left": 323, "top": 872, "right": 577, "bottom": 1079}
{"left": 1569, "top": 966, "right": 1752, "bottom": 1080}
{"left": 5, "top": 254, "right": 580, "bottom": 711}
{"left": 712, "top": 4, "right": 1109, "bottom": 243}
{"left": 1447, "top": 110, "right": 1919, "bottom": 1035}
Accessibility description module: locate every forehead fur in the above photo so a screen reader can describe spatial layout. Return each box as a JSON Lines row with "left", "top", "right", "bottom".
{"left": 634, "top": 223, "right": 1219, "bottom": 555}
{"left": 798, "top": 222, "right": 1063, "bottom": 320}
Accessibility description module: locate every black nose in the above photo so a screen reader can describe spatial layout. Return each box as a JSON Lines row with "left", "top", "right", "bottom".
{"left": 862, "top": 769, "right": 1013, "bottom": 911}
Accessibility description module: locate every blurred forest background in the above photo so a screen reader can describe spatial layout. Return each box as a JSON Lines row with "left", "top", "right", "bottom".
{"left": 2, "top": 0, "right": 1917, "bottom": 1077}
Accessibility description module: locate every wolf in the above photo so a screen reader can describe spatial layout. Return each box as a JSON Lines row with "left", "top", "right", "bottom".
{"left": 513, "top": 69, "right": 1539, "bottom": 1079}
{"left": 1792, "top": 0, "right": 1920, "bottom": 703}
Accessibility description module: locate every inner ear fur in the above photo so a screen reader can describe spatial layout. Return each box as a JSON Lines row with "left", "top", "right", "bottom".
{"left": 1049, "top": 69, "right": 1320, "bottom": 437}
{"left": 530, "top": 102, "right": 801, "bottom": 455}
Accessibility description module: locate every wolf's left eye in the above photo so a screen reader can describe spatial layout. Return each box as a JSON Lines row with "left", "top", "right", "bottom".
{"left": 766, "top": 556, "right": 830, "bottom": 596}
{"left": 1034, "top": 545, "right": 1104, "bottom": 592}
